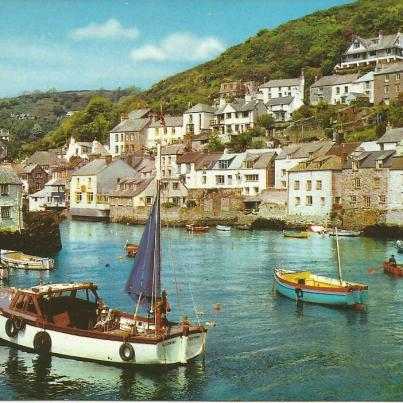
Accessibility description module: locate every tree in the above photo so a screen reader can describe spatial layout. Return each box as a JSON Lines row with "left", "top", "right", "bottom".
{"left": 207, "top": 134, "right": 225, "bottom": 152}
{"left": 256, "top": 114, "right": 275, "bottom": 132}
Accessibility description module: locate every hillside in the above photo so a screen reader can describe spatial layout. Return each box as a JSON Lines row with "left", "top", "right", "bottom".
{"left": 127, "top": 0, "right": 403, "bottom": 113}
{"left": 0, "top": 87, "right": 141, "bottom": 158}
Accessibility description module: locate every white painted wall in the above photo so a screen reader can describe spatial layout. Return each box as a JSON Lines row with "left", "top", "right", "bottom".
{"left": 109, "top": 132, "right": 125, "bottom": 157}
{"left": 274, "top": 158, "right": 306, "bottom": 189}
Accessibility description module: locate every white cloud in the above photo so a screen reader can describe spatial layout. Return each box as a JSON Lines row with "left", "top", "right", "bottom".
{"left": 131, "top": 32, "right": 225, "bottom": 62}
{"left": 70, "top": 18, "right": 140, "bottom": 40}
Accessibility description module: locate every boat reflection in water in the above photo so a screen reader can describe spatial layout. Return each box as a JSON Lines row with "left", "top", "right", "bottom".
{"left": 0, "top": 341, "right": 207, "bottom": 400}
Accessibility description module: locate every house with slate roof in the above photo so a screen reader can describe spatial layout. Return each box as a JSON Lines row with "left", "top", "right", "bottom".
{"left": 0, "top": 166, "right": 23, "bottom": 231}
{"left": 147, "top": 116, "right": 184, "bottom": 148}
{"left": 13, "top": 163, "right": 48, "bottom": 194}
{"left": 259, "top": 73, "right": 304, "bottom": 104}
{"left": 183, "top": 103, "right": 216, "bottom": 136}
{"left": 349, "top": 71, "right": 375, "bottom": 103}
{"left": 310, "top": 74, "right": 360, "bottom": 105}
{"left": 69, "top": 156, "right": 137, "bottom": 221}
{"left": 160, "top": 144, "right": 186, "bottom": 179}
{"left": 377, "top": 127, "right": 403, "bottom": 150}
{"left": 336, "top": 30, "right": 403, "bottom": 70}
{"left": 24, "top": 150, "right": 60, "bottom": 172}
{"left": 386, "top": 155, "right": 403, "bottom": 225}
{"left": 28, "top": 178, "right": 67, "bottom": 212}
{"left": 373, "top": 61, "right": 403, "bottom": 105}
{"left": 65, "top": 138, "right": 92, "bottom": 161}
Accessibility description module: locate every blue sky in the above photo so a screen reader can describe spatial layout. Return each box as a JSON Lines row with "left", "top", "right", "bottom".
{"left": 0, "top": 0, "right": 353, "bottom": 97}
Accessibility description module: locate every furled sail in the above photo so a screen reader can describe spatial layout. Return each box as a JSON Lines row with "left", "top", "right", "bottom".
{"left": 125, "top": 188, "right": 161, "bottom": 311}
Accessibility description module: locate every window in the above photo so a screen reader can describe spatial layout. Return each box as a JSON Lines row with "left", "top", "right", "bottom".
{"left": 344, "top": 86, "right": 348, "bottom": 93}
{"left": 227, "top": 175, "right": 233, "bottom": 185}
{"left": 306, "top": 180, "right": 312, "bottom": 191}
{"left": 294, "top": 180, "right": 300, "bottom": 190}
{"left": 306, "top": 196, "right": 313, "bottom": 206}
{"left": 74, "top": 192, "right": 82, "bottom": 204}
{"left": 294, "top": 197, "right": 300, "bottom": 206}
{"left": 88, "top": 177, "right": 92, "bottom": 189}
{"left": 145, "top": 196, "right": 153, "bottom": 206}
{"left": 396, "top": 73, "right": 401, "bottom": 80}
{"left": 376, "top": 160, "right": 383, "bottom": 169}
{"left": 1, "top": 206, "right": 10, "bottom": 218}
{"left": 352, "top": 161, "right": 359, "bottom": 171}
{"left": 281, "top": 169, "right": 286, "bottom": 177}
{"left": 115, "top": 133, "right": 119, "bottom": 142}
{"left": 219, "top": 160, "right": 230, "bottom": 169}
{"left": 172, "top": 182, "right": 179, "bottom": 190}
{"left": 76, "top": 178, "right": 80, "bottom": 186}
{"left": 396, "top": 85, "right": 400, "bottom": 93}
{"left": 384, "top": 86, "right": 389, "bottom": 94}
{"left": 364, "top": 196, "right": 371, "bottom": 207}
{"left": 216, "top": 175, "right": 225, "bottom": 185}
{"left": 253, "top": 187, "right": 259, "bottom": 194}
{"left": 244, "top": 161, "right": 254, "bottom": 169}
{"left": 379, "top": 195, "right": 386, "bottom": 204}
{"left": 245, "top": 187, "right": 250, "bottom": 195}
{"left": 281, "top": 181, "right": 287, "bottom": 188}
{"left": 353, "top": 178, "right": 361, "bottom": 189}
{"left": 353, "top": 41, "right": 360, "bottom": 49}
{"left": 161, "top": 182, "right": 168, "bottom": 190}
{"left": 374, "top": 177, "right": 380, "bottom": 188}
{"left": 243, "top": 112, "right": 249, "bottom": 118}
{"left": 186, "top": 163, "right": 191, "bottom": 174}
{"left": 336, "top": 87, "right": 340, "bottom": 95}
{"left": 350, "top": 195, "right": 357, "bottom": 203}
{"left": 202, "top": 176, "right": 206, "bottom": 184}
{"left": 172, "top": 127, "right": 175, "bottom": 134}
{"left": 245, "top": 174, "right": 259, "bottom": 182}
{"left": 316, "top": 180, "right": 322, "bottom": 190}
{"left": 87, "top": 192, "right": 94, "bottom": 203}
{"left": 320, "top": 197, "right": 325, "bottom": 207}
{"left": 0, "top": 184, "right": 8, "bottom": 195}
{"left": 385, "top": 74, "right": 389, "bottom": 82}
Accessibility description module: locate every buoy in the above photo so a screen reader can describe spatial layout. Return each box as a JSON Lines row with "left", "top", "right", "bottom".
{"left": 105, "top": 263, "right": 110, "bottom": 267}
{"left": 214, "top": 303, "right": 221, "bottom": 312}
{"left": 118, "top": 256, "right": 123, "bottom": 260}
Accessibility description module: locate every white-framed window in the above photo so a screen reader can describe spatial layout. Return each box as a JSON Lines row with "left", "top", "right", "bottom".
{"left": 316, "top": 180, "right": 322, "bottom": 190}
{"left": 364, "top": 196, "right": 371, "bottom": 207}
{"left": 320, "top": 197, "right": 325, "bottom": 207}
{"left": 306, "top": 180, "right": 312, "bottom": 191}
{"left": 202, "top": 176, "right": 206, "bottom": 184}
{"left": 306, "top": 196, "right": 312, "bottom": 206}
{"left": 294, "top": 197, "right": 300, "bottom": 206}
{"left": 379, "top": 195, "right": 386, "bottom": 204}
{"left": 74, "top": 192, "right": 82, "bottom": 204}
{"left": 215, "top": 175, "right": 225, "bottom": 185}
{"left": 245, "top": 174, "right": 259, "bottom": 182}
{"left": 281, "top": 169, "right": 286, "bottom": 177}
{"left": 1, "top": 206, "right": 10, "bottom": 218}
{"left": 0, "top": 184, "right": 9, "bottom": 195}
{"left": 353, "top": 178, "right": 361, "bottom": 189}
{"left": 145, "top": 196, "right": 153, "bottom": 206}
{"left": 294, "top": 180, "right": 300, "bottom": 190}
{"left": 350, "top": 195, "right": 357, "bottom": 203}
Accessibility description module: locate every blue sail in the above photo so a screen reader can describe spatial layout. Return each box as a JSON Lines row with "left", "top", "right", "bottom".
{"left": 125, "top": 188, "right": 161, "bottom": 311}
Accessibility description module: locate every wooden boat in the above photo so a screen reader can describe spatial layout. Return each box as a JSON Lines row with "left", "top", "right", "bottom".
{"left": 396, "top": 240, "right": 403, "bottom": 253}
{"left": 0, "top": 144, "right": 207, "bottom": 366}
{"left": 216, "top": 225, "right": 231, "bottom": 231}
{"left": 0, "top": 250, "right": 54, "bottom": 270}
{"left": 383, "top": 262, "right": 403, "bottom": 276}
{"left": 124, "top": 242, "right": 139, "bottom": 257}
{"left": 328, "top": 229, "right": 361, "bottom": 237}
{"left": 274, "top": 228, "right": 368, "bottom": 309}
{"left": 236, "top": 224, "right": 251, "bottom": 231}
{"left": 307, "top": 225, "right": 326, "bottom": 234}
{"left": 186, "top": 224, "right": 209, "bottom": 233}
{"left": 283, "top": 231, "right": 309, "bottom": 239}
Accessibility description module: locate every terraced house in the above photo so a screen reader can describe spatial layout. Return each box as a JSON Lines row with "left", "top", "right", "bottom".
{"left": 0, "top": 166, "right": 23, "bottom": 231}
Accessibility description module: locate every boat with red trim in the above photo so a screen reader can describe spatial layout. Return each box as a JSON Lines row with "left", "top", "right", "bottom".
{"left": 383, "top": 262, "right": 403, "bottom": 276}
{"left": 186, "top": 224, "right": 209, "bottom": 233}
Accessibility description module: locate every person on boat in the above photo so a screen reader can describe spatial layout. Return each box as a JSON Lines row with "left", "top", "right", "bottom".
{"left": 155, "top": 289, "right": 171, "bottom": 330}
{"left": 389, "top": 255, "right": 397, "bottom": 266}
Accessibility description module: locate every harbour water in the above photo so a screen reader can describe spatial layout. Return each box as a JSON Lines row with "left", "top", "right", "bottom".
{"left": 0, "top": 221, "right": 402, "bottom": 400}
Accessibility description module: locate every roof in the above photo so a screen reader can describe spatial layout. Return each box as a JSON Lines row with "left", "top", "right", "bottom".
{"left": 288, "top": 155, "right": 342, "bottom": 172}
{"left": 23, "top": 164, "right": 41, "bottom": 174}
{"left": 311, "top": 74, "right": 360, "bottom": 88}
{"left": 149, "top": 116, "right": 183, "bottom": 128}
{"left": 25, "top": 150, "right": 59, "bottom": 166}
{"left": 344, "top": 150, "right": 395, "bottom": 169}
{"left": 161, "top": 144, "right": 186, "bottom": 155}
{"left": 72, "top": 158, "right": 109, "bottom": 176}
{"left": 28, "top": 188, "right": 47, "bottom": 198}
{"left": 276, "top": 141, "right": 334, "bottom": 160}
{"left": 260, "top": 77, "right": 302, "bottom": 89}
{"left": 266, "top": 96, "right": 294, "bottom": 106}
{"left": 110, "top": 118, "right": 150, "bottom": 133}
{"left": 378, "top": 127, "right": 403, "bottom": 144}
{"left": 184, "top": 103, "right": 216, "bottom": 114}
{"left": 346, "top": 32, "right": 402, "bottom": 54}
{"left": 215, "top": 99, "right": 267, "bottom": 114}
{"left": 374, "top": 62, "right": 403, "bottom": 75}
{"left": 91, "top": 141, "right": 110, "bottom": 156}
{"left": 21, "top": 282, "right": 96, "bottom": 296}
{"left": 110, "top": 177, "right": 153, "bottom": 198}
{"left": 128, "top": 109, "right": 151, "bottom": 119}
{"left": 176, "top": 152, "right": 204, "bottom": 164}
{"left": 195, "top": 153, "right": 223, "bottom": 170}
{"left": 326, "top": 142, "right": 361, "bottom": 157}
{"left": 46, "top": 177, "right": 67, "bottom": 186}
{"left": 354, "top": 71, "right": 374, "bottom": 83}
{"left": 0, "top": 166, "right": 22, "bottom": 185}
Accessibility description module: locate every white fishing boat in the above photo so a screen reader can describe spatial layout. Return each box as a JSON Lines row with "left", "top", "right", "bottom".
{"left": 0, "top": 144, "right": 207, "bottom": 366}
{"left": 216, "top": 225, "right": 231, "bottom": 231}
{"left": 327, "top": 229, "right": 361, "bottom": 237}
{"left": 396, "top": 240, "right": 403, "bottom": 253}
{"left": 0, "top": 250, "right": 54, "bottom": 270}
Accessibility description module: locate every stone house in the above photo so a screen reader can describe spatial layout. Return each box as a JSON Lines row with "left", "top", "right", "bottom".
{"left": 287, "top": 155, "right": 342, "bottom": 221}
{"left": 69, "top": 156, "right": 137, "bottom": 221}
{"left": 13, "top": 163, "right": 48, "bottom": 194}
{"left": 373, "top": 62, "right": 403, "bottom": 105}
{"left": 182, "top": 103, "right": 216, "bottom": 136}
{"left": 24, "top": 150, "right": 60, "bottom": 172}
{"left": 310, "top": 74, "right": 360, "bottom": 105}
{"left": 335, "top": 30, "right": 403, "bottom": 70}
{"left": 0, "top": 166, "right": 23, "bottom": 231}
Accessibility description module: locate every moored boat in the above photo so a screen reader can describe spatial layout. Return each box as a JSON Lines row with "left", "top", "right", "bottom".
{"left": 124, "top": 242, "right": 139, "bottom": 257}
{"left": 283, "top": 231, "right": 309, "bottom": 239}
{"left": 273, "top": 269, "right": 368, "bottom": 307}
{"left": 383, "top": 261, "right": 403, "bottom": 276}
{"left": 396, "top": 240, "right": 403, "bottom": 253}
{"left": 216, "top": 225, "right": 231, "bottom": 231}
{"left": 186, "top": 224, "right": 209, "bottom": 233}
{"left": 236, "top": 224, "right": 251, "bottom": 231}
{"left": 328, "top": 229, "right": 361, "bottom": 237}
{"left": 0, "top": 250, "right": 54, "bottom": 270}
{"left": 307, "top": 225, "right": 326, "bottom": 234}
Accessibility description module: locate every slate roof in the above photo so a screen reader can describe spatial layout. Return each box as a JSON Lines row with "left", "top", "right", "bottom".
{"left": 373, "top": 62, "right": 403, "bottom": 75}
{"left": 266, "top": 96, "right": 294, "bottom": 106}
{"left": 326, "top": 142, "right": 362, "bottom": 156}
{"left": 149, "top": 116, "right": 183, "bottom": 128}
{"left": 346, "top": 32, "right": 402, "bottom": 54}
{"left": 378, "top": 127, "right": 403, "bottom": 144}
{"left": 72, "top": 158, "right": 109, "bottom": 176}
{"left": 260, "top": 77, "right": 302, "bottom": 89}
{"left": 343, "top": 150, "right": 395, "bottom": 169}
{"left": 25, "top": 150, "right": 59, "bottom": 166}
{"left": 184, "top": 103, "right": 216, "bottom": 114}
{"left": 110, "top": 118, "right": 150, "bottom": 133}
{"left": 161, "top": 144, "right": 186, "bottom": 155}
{"left": 276, "top": 141, "right": 334, "bottom": 160}
{"left": 110, "top": 177, "right": 153, "bottom": 198}
{"left": 0, "top": 166, "right": 22, "bottom": 185}
{"left": 215, "top": 99, "right": 267, "bottom": 114}
{"left": 354, "top": 71, "right": 374, "bottom": 83}
{"left": 195, "top": 153, "right": 223, "bottom": 170}
{"left": 288, "top": 155, "right": 342, "bottom": 172}
{"left": 23, "top": 164, "right": 40, "bottom": 174}
{"left": 176, "top": 152, "right": 205, "bottom": 164}
{"left": 128, "top": 109, "right": 151, "bottom": 119}
{"left": 91, "top": 141, "right": 110, "bottom": 156}
{"left": 311, "top": 74, "right": 360, "bottom": 88}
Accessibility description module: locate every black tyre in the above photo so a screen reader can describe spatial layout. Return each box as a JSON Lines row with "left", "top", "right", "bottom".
{"left": 5, "top": 318, "right": 19, "bottom": 338}
{"left": 119, "top": 342, "right": 135, "bottom": 362}
{"left": 33, "top": 331, "right": 52, "bottom": 355}
{"left": 15, "top": 318, "right": 26, "bottom": 331}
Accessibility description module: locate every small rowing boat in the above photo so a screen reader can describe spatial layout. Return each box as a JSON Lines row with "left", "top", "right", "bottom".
{"left": 283, "top": 231, "right": 309, "bottom": 239}
{"left": 236, "top": 224, "right": 251, "bottom": 231}
{"left": 186, "top": 224, "right": 209, "bottom": 233}
{"left": 216, "top": 225, "right": 231, "bottom": 231}
{"left": 396, "top": 240, "right": 403, "bottom": 253}
{"left": 124, "top": 242, "right": 139, "bottom": 257}
{"left": 328, "top": 229, "right": 361, "bottom": 237}
{"left": 383, "top": 262, "right": 403, "bottom": 276}
{"left": 0, "top": 250, "right": 54, "bottom": 270}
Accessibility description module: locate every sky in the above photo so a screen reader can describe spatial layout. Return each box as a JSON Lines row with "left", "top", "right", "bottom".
{"left": 0, "top": 0, "right": 354, "bottom": 98}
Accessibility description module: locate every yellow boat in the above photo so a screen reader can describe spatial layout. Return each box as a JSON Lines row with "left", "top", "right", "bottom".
{"left": 283, "top": 231, "right": 309, "bottom": 239}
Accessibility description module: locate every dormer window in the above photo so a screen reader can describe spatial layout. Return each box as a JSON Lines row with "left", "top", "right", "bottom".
{"left": 286, "top": 154, "right": 292, "bottom": 160}
{"left": 376, "top": 160, "right": 383, "bottom": 170}
{"left": 219, "top": 160, "right": 230, "bottom": 169}
{"left": 353, "top": 40, "right": 360, "bottom": 49}
{"left": 243, "top": 161, "right": 254, "bottom": 169}
{"left": 352, "top": 160, "right": 359, "bottom": 171}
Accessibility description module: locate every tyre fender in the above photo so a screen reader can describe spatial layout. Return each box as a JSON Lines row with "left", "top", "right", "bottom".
{"left": 119, "top": 342, "right": 135, "bottom": 362}
{"left": 33, "top": 331, "right": 52, "bottom": 355}
{"left": 5, "top": 318, "right": 19, "bottom": 338}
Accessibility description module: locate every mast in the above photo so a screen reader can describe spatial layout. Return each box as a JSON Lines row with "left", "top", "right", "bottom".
{"left": 335, "top": 227, "right": 343, "bottom": 285}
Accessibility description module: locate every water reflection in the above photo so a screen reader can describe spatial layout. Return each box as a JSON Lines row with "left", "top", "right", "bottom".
{"left": 0, "top": 343, "right": 207, "bottom": 400}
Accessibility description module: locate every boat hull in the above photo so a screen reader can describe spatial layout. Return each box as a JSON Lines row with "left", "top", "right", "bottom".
{"left": 273, "top": 269, "right": 368, "bottom": 307}
{"left": 396, "top": 241, "right": 403, "bottom": 253}
{"left": 216, "top": 225, "right": 231, "bottom": 231}
{"left": 1, "top": 250, "right": 54, "bottom": 270}
{"left": 0, "top": 315, "right": 206, "bottom": 366}
{"left": 328, "top": 230, "right": 361, "bottom": 237}
{"left": 283, "top": 231, "right": 309, "bottom": 239}
{"left": 383, "top": 262, "right": 403, "bottom": 276}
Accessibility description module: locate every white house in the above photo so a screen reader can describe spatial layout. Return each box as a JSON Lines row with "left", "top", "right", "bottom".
{"left": 266, "top": 96, "right": 302, "bottom": 122}
{"left": 349, "top": 71, "right": 375, "bottom": 103}
{"left": 287, "top": 155, "right": 342, "bottom": 220}
{"left": 377, "top": 127, "right": 403, "bottom": 151}
{"left": 28, "top": 178, "right": 66, "bottom": 212}
{"left": 65, "top": 138, "right": 92, "bottom": 161}
{"left": 386, "top": 155, "right": 403, "bottom": 225}
{"left": 69, "top": 157, "right": 137, "bottom": 221}
{"left": 183, "top": 103, "right": 216, "bottom": 135}
{"left": 259, "top": 74, "right": 305, "bottom": 105}
{"left": 160, "top": 144, "right": 186, "bottom": 179}
{"left": 146, "top": 117, "right": 184, "bottom": 148}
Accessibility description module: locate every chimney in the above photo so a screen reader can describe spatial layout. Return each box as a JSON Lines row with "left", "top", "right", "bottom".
{"left": 105, "top": 155, "right": 112, "bottom": 165}
{"left": 314, "top": 75, "right": 318, "bottom": 82}
{"left": 378, "top": 30, "right": 384, "bottom": 42}
{"left": 263, "top": 76, "right": 267, "bottom": 84}
{"left": 120, "top": 113, "right": 129, "bottom": 122}
{"left": 340, "top": 146, "right": 348, "bottom": 165}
